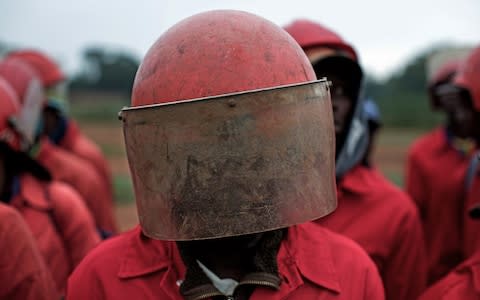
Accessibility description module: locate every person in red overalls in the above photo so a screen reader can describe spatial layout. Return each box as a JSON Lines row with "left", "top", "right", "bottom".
{"left": 405, "top": 49, "right": 474, "bottom": 284}
{"left": 0, "top": 74, "right": 100, "bottom": 295}
{"left": 419, "top": 47, "right": 480, "bottom": 300}
{"left": 7, "top": 49, "right": 114, "bottom": 206}
{"left": 284, "top": 19, "right": 427, "bottom": 300}
{"left": 66, "top": 10, "right": 385, "bottom": 300}
{"left": 0, "top": 57, "right": 117, "bottom": 235}
{"left": 0, "top": 203, "right": 59, "bottom": 300}
{"left": 458, "top": 45, "right": 480, "bottom": 260}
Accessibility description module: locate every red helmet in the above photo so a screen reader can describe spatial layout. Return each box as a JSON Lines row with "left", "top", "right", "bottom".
{"left": 427, "top": 60, "right": 461, "bottom": 109}
{"left": 7, "top": 50, "right": 65, "bottom": 88}
{"left": 0, "top": 58, "right": 45, "bottom": 147}
{"left": 125, "top": 10, "right": 336, "bottom": 240}
{"left": 0, "top": 58, "right": 43, "bottom": 103}
{"left": 430, "top": 60, "right": 461, "bottom": 87}
{"left": 0, "top": 77, "right": 22, "bottom": 151}
{"left": 454, "top": 46, "right": 480, "bottom": 111}
{"left": 132, "top": 10, "right": 315, "bottom": 106}
{"left": 283, "top": 19, "right": 358, "bottom": 62}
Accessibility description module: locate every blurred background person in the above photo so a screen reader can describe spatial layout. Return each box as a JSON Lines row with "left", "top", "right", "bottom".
{"left": 285, "top": 19, "right": 427, "bottom": 300}
{"left": 0, "top": 56, "right": 117, "bottom": 236}
{"left": 419, "top": 45, "right": 480, "bottom": 299}
{"left": 7, "top": 50, "right": 114, "bottom": 206}
{"left": 0, "top": 72, "right": 100, "bottom": 295}
{"left": 456, "top": 45, "right": 480, "bottom": 260}
{"left": 405, "top": 47, "right": 474, "bottom": 285}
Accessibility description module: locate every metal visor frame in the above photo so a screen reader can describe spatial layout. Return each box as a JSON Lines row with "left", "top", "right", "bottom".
{"left": 120, "top": 79, "right": 336, "bottom": 240}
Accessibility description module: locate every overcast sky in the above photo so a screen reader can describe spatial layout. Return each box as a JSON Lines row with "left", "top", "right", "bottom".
{"left": 1, "top": 0, "right": 479, "bottom": 79}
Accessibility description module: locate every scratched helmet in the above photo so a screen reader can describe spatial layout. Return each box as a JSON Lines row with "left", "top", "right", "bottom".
{"left": 120, "top": 10, "right": 337, "bottom": 240}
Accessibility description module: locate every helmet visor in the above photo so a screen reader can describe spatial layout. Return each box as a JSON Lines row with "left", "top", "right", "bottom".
{"left": 120, "top": 80, "right": 336, "bottom": 240}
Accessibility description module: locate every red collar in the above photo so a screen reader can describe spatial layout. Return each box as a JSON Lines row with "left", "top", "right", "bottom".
{"left": 458, "top": 252, "right": 480, "bottom": 294}
{"left": 11, "top": 174, "right": 51, "bottom": 210}
{"left": 337, "top": 165, "right": 379, "bottom": 196}
{"left": 117, "top": 223, "right": 342, "bottom": 295}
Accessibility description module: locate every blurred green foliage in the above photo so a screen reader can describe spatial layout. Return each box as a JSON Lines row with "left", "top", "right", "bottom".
{"left": 70, "top": 98, "right": 128, "bottom": 123}
{"left": 113, "top": 174, "right": 135, "bottom": 204}
{"left": 70, "top": 46, "right": 140, "bottom": 97}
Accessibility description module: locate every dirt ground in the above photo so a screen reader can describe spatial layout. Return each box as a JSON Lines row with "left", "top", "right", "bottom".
{"left": 80, "top": 122, "right": 426, "bottom": 232}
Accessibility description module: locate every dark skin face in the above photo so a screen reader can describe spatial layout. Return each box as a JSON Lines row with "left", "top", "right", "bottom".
{"left": 42, "top": 108, "right": 61, "bottom": 137}
{"left": 331, "top": 81, "right": 354, "bottom": 135}
{"left": 323, "top": 73, "right": 355, "bottom": 154}
{"left": 438, "top": 89, "right": 480, "bottom": 141}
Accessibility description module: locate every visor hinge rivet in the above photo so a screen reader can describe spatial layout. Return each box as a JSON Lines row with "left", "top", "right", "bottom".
{"left": 228, "top": 100, "right": 236, "bottom": 107}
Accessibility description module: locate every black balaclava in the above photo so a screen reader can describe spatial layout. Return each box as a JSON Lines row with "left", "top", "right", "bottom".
{"left": 177, "top": 229, "right": 284, "bottom": 298}
{"left": 313, "top": 55, "right": 369, "bottom": 179}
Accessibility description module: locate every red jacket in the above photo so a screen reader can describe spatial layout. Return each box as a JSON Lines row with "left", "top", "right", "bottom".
{"left": 406, "top": 127, "right": 471, "bottom": 283}
{"left": 59, "top": 120, "right": 114, "bottom": 205}
{"left": 419, "top": 250, "right": 480, "bottom": 299}
{"left": 463, "top": 175, "right": 480, "bottom": 258}
{"left": 317, "top": 165, "right": 427, "bottom": 300}
{"left": 66, "top": 223, "right": 385, "bottom": 299}
{"left": 11, "top": 174, "right": 100, "bottom": 293}
{"left": 0, "top": 203, "right": 59, "bottom": 300}
{"left": 36, "top": 138, "right": 117, "bottom": 233}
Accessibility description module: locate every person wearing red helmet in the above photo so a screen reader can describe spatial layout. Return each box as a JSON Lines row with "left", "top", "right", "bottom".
{"left": 419, "top": 45, "right": 480, "bottom": 299}
{"left": 66, "top": 10, "right": 385, "bottom": 300}
{"left": 0, "top": 203, "right": 59, "bottom": 300}
{"left": 0, "top": 75, "right": 100, "bottom": 295}
{"left": 284, "top": 19, "right": 427, "bottom": 300}
{"left": 0, "top": 57, "right": 117, "bottom": 235}
{"left": 6, "top": 49, "right": 115, "bottom": 228}
{"left": 405, "top": 48, "right": 474, "bottom": 284}
{"left": 458, "top": 45, "right": 480, "bottom": 260}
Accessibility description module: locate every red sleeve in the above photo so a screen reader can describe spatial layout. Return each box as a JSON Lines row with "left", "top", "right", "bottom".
{"left": 77, "top": 166, "right": 117, "bottom": 233}
{"left": 418, "top": 269, "right": 475, "bottom": 300}
{"left": 384, "top": 204, "right": 428, "bottom": 300}
{"left": 363, "top": 261, "right": 385, "bottom": 300}
{"left": 0, "top": 204, "right": 60, "bottom": 300}
{"left": 66, "top": 261, "right": 104, "bottom": 300}
{"left": 463, "top": 178, "right": 480, "bottom": 257}
{"left": 76, "top": 133, "right": 114, "bottom": 198}
{"left": 48, "top": 182, "right": 101, "bottom": 268}
{"left": 419, "top": 284, "right": 447, "bottom": 300}
{"left": 65, "top": 236, "right": 120, "bottom": 300}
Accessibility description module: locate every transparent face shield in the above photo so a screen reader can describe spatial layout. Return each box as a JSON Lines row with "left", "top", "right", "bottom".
{"left": 15, "top": 78, "right": 44, "bottom": 150}
{"left": 120, "top": 80, "right": 337, "bottom": 241}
